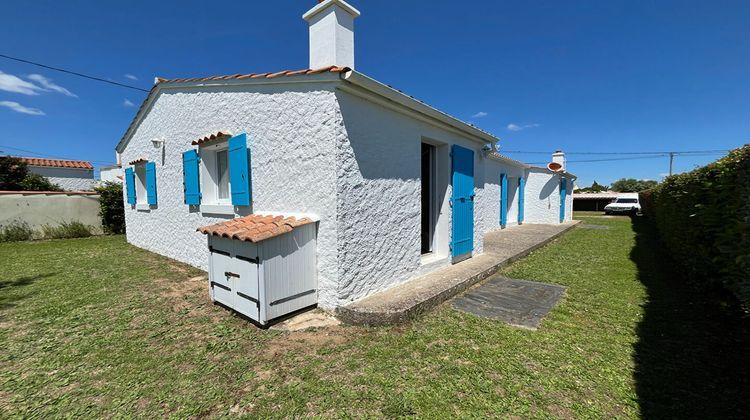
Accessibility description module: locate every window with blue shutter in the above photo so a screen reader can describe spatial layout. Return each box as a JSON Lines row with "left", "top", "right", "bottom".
{"left": 500, "top": 173, "right": 508, "bottom": 227}
{"left": 145, "top": 161, "right": 158, "bottom": 205}
{"left": 228, "top": 133, "right": 251, "bottom": 206}
{"left": 182, "top": 150, "right": 201, "bottom": 205}
{"left": 518, "top": 177, "right": 525, "bottom": 223}
{"left": 125, "top": 167, "right": 136, "bottom": 205}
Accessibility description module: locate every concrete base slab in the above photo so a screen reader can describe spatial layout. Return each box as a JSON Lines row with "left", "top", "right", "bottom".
{"left": 453, "top": 278, "right": 566, "bottom": 330}
{"left": 337, "top": 221, "right": 580, "bottom": 325}
{"left": 270, "top": 309, "right": 341, "bottom": 331}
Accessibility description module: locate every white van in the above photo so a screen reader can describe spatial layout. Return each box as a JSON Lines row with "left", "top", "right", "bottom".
{"left": 604, "top": 193, "right": 641, "bottom": 215}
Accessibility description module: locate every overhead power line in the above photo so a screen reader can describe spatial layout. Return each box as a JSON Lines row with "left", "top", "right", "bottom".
{"left": 0, "top": 53, "right": 150, "bottom": 92}
{"left": 0, "top": 144, "right": 115, "bottom": 166}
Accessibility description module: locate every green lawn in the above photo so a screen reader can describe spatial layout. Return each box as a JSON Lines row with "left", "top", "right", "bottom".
{"left": 1, "top": 215, "right": 747, "bottom": 417}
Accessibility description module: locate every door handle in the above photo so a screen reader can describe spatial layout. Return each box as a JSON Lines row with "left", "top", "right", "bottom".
{"left": 224, "top": 271, "right": 240, "bottom": 278}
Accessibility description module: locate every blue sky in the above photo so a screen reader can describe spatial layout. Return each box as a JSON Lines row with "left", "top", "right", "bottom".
{"left": 1, "top": 0, "right": 748, "bottom": 185}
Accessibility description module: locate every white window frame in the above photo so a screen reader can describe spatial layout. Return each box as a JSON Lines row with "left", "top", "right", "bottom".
{"left": 134, "top": 163, "right": 148, "bottom": 209}
{"left": 199, "top": 141, "right": 233, "bottom": 214}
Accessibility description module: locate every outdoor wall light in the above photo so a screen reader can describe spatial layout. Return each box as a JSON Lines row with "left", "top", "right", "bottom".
{"left": 151, "top": 138, "right": 165, "bottom": 148}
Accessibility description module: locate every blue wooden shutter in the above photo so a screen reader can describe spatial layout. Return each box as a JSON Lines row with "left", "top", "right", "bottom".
{"left": 450, "top": 145, "right": 475, "bottom": 260}
{"left": 559, "top": 177, "right": 567, "bottom": 222}
{"left": 500, "top": 173, "right": 508, "bottom": 227}
{"left": 228, "top": 133, "right": 251, "bottom": 206}
{"left": 125, "top": 167, "right": 136, "bottom": 205}
{"left": 518, "top": 177, "right": 525, "bottom": 223}
{"left": 145, "top": 161, "right": 157, "bottom": 205}
{"left": 182, "top": 150, "right": 201, "bottom": 205}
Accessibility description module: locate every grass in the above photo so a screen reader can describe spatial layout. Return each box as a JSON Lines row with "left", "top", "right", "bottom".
{"left": 0, "top": 215, "right": 747, "bottom": 417}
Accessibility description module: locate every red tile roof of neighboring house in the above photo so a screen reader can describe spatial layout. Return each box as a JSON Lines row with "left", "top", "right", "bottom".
{"left": 192, "top": 131, "right": 233, "bottom": 146}
{"left": 197, "top": 214, "right": 315, "bottom": 243}
{"left": 128, "top": 158, "right": 148, "bottom": 165}
{"left": 8, "top": 157, "right": 93, "bottom": 169}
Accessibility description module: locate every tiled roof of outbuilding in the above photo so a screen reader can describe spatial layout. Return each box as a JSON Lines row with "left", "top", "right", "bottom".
{"left": 197, "top": 214, "right": 315, "bottom": 243}
{"left": 8, "top": 157, "right": 93, "bottom": 169}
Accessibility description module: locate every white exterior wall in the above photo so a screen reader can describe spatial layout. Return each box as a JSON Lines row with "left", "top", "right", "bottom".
{"left": 480, "top": 158, "right": 526, "bottom": 232}
{"left": 334, "top": 88, "right": 499, "bottom": 305}
{"left": 28, "top": 166, "right": 96, "bottom": 191}
{"left": 120, "top": 83, "right": 342, "bottom": 308}
{"left": 99, "top": 166, "right": 123, "bottom": 183}
{"left": 523, "top": 168, "right": 574, "bottom": 224}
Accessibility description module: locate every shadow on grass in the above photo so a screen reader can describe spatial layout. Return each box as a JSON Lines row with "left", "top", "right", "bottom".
{"left": 0, "top": 272, "right": 57, "bottom": 311}
{"left": 630, "top": 217, "right": 750, "bottom": 418}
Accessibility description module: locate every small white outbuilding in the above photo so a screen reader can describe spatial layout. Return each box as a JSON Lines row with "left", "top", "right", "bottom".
{"left": 115, "top": 0, "right": 575, "bottom": 318}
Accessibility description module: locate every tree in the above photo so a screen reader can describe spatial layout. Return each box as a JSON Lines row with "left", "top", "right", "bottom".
{"left": 577, "top": 180, "right": 609, "bottom": 193}
{"left": 0, "top": 156, "right": 29, "bottom": 190}
{"left": 0, "top": 156, "right": 64, "bottom": 191}
{"left": 610, "top": 178, "right": 658, "bottom": 192}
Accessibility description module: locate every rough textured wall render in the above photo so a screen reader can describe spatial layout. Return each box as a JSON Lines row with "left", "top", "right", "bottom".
{"left": 120, "top": 83, "right": 342, "bottom": 308}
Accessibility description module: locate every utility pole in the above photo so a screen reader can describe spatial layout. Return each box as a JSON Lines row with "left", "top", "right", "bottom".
{"left": 668, "top": 152, "right": 675, "bottom": 176}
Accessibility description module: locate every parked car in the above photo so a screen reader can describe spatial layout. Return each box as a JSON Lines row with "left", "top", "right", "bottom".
{"left": 604, "top": 193, "right": 641, "bottom": 215}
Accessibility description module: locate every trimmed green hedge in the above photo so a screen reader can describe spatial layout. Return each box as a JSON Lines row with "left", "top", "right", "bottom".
{"left": 641, "top": 145, "right": 750, "bottom": 311}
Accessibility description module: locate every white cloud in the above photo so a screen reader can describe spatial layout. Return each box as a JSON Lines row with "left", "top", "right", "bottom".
{"left": 0, "top": 101, "right": 45, "bottom": 115}
{"left": 507, "top": 123, "right": 540, "bottom": 132}
{"left": 123, "top": 99, "right": 135, "bottom": 107}
{"left": 0, "top": 71, "right": 43, "bottom": 95}
{"left": 26, "top": 74, "right": 77, "bottom": 97}
{"left": 124, "top": 74, "right": 138, "bottom": 81}
{"left": 472, "top": 111, "right": 488, "bottom": 118}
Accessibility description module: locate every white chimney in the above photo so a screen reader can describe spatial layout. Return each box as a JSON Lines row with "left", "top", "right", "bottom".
{"left": 552, "top": 150, "right": 566, "bottom": 171}
{"left": 303, "top": 0, "right": 361, "bottom": 69}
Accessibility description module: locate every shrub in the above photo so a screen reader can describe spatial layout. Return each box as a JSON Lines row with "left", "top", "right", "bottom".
{"left": 20, "top": 173, "right": 63, "bottom": 192}
{"left": 41, "top": 221, "right": 93, "bottom": 239}
{"left": 94, "top": 182, "right": 125, "bottom": 234}
{"left": 641, "top": 144, "right": 750, "bottom": 311}
{"left": 0, "top": 220, "right": 34, "bottom": 242}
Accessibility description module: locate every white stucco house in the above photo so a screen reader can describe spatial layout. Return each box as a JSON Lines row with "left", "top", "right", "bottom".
{"left": 115, "top": 0, "right": 575, "bottom": 314}
{"left": 9, "top": 157, "right": 96, "bottom": 191}
{"left": 98, "top": 164, "right": 124, "bottom": 184}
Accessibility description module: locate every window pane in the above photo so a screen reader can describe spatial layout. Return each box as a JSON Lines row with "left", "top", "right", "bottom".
{"left": 217, "top": 150, "right": 229, "bottom": 200}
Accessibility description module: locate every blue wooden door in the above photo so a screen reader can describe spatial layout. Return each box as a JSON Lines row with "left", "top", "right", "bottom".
{"left": 559, "top": 177, "right": 567, "bottom": 222}
{"left": 451, "top": 145, "right": 474, "bottom": 261}
{"left": 500, "top": 173, "right": 508, "bottom": 227}
{"left": 518, "top": 177, "right": 525, "bottom": 223}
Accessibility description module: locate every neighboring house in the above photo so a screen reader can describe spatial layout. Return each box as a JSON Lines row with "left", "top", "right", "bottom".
{"left": 573, "top": 192, "right": 618, "bottom": 211}
{"left": 17, "top": 157, "right": 95, "bottom": 191}
{"left": 115, "top": 0, "right": 576, "bottom": 311}
{"left": 99, "top": 164, "right": 124, "bottom": 184}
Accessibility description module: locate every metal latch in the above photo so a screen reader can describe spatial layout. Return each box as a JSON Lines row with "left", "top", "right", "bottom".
{"left": 224, "top": 271, "right": 240, "bottom": 278}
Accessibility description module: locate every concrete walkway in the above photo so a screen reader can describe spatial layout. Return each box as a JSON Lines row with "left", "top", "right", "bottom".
{"left": 337, "top": 221, "right": 580, "bottom": 325}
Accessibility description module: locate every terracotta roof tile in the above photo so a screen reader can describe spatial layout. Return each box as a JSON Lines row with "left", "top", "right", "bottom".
{"left": 192, "top": 131, "right": 233, "bottom": 146}
{"left": 197, "top": 214, "right": 315, "bottom": 243}
{"left": 5, "top": 156, "right": 94, "bottom": 169}
{"left": 128, "top": 158, "right": 148, "bottom": 165}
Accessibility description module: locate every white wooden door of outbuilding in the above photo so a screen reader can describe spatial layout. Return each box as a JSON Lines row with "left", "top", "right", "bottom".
{"left": 209, "top": 237, "right": 260, "bottom": 322}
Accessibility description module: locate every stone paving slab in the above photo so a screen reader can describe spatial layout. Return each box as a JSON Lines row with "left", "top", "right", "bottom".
{"left": 453, "top": 278, "right": 566, "bottom": 330}
{"left": 336, "top": 221, "right": 580, "bottom": 325}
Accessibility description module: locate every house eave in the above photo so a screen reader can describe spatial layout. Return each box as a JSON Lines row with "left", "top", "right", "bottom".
{"left": 341, "top": 71, "right": 497, "bottom": 145}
